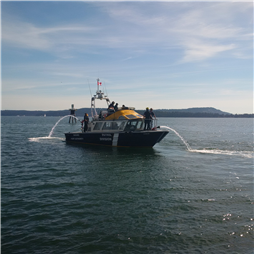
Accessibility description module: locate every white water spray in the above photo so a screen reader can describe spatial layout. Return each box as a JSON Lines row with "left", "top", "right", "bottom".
{"left": 29, "top": 136, "right": 65, "bottom": 142}
{"left": 159, "top": 126, "right": 192, "bottom": 150}
{"left": 29, "top": 115, "right": 80, "bottom": 142}
{"left": 159, "top": 125, "right": 253, "bottom": 158}
{"left": 48, "top": 115, "right": 80, "bottom": 137}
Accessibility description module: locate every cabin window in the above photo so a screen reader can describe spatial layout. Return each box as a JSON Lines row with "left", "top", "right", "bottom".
{"left": 93, "top": 122, "right": 103, "bottom": 130}
{"left": 102, "top": 122, "right": 113, "bottom": 130}
{"left": 136, "top": 120, "right": 143, "bottom": 130}
{"left": 102, "top": 121, "right": 122, "bottom": 130}
{"left": 124, "top": 119, "right": 143, "bottom": 131}
{"left": 118, "top": 121, "right": 125, "bottom": 130}
{"left": 100, "top": 121, "right": 126, "bottom": 131}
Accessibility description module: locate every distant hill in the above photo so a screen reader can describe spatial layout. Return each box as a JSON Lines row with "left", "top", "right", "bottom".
{"left": 154, "top": 107, "right": 231, "bottom": 115}
{"left": 1, "top": 107, "right": 253, "bottom": 118}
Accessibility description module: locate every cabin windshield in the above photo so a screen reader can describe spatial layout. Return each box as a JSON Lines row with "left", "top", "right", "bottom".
{"left": 126, "top": 114, "right": 137, "bottom": 119}
{"left": 125, "top": 114, "right": 143, "bottom": 119}
{"left": 124, "top": 119, "right": 144, "bottom": 131}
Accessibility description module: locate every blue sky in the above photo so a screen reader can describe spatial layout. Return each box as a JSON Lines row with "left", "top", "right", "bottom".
{"left": 1, "top": 1, "right": 253, "bottom": 114}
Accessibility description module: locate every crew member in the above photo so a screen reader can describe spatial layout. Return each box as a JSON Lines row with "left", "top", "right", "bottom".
{"left": 143, "top": 107, "right": 152, "bottom": 130}
{"left": 150, "top": 108, "right": 156, "bottom": 128}
{"left": 122, "top": 105, "right": 128, "bottom": 109}
{"left": 83, "top": 113, "right": 89, "bottom": 132}
{"left": 108, "top": 101, "right": 115, "bottom": 110}
{"left": 107, "top": 101, "right": 115, "bottom": 115}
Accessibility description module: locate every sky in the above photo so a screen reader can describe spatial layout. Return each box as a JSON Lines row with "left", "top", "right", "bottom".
{"left": 1, "top": 0, "right": 253, "bottom": 114}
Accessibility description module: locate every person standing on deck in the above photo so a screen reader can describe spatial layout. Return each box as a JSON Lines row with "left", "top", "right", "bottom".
{"left": 107, "top": 101, "right": 115, "bottom": 115}
{"left": 150, "top": 108, "right": 156, "bottom": 128}
{"left": 114, "top": 103, "right": 118, "bottom": 111}
{"left": 83, "top": 113, "right": 89, "bottom": 132}
{"left": 108, "top": 101, "right": 115, "bottom": 110}
{"left": 143, "top": 107, "right": 152, "bottom": 130}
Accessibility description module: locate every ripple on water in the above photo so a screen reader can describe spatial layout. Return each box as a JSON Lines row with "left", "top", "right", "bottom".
{"left": 1, "top": 117, "right": 253, "bottom": 253}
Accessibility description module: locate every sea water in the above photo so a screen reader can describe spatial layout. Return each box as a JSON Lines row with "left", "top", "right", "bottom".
{"left": 1, "top": 116, "right": 253, "bottom": 253}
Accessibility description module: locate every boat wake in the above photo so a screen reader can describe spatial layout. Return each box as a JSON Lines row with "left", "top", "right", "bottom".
{"left": 189, "top": 149, "right": 253, "bottom": 158}
{"left": 159, "top": 126, "right": 253, "bottom": 158}
{"left": 28, "top": 137, "right": 65, "bottom": 142}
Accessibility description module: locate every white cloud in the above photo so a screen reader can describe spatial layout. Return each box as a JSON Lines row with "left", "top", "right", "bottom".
{"left": 181, "top": 41, "right": 236, "bottom": 62}
{"left": 2, "top": 21, "right": 50, "bottom": 50}
{"left": 103, "top": 2, "right": 253, "bottom": 62}
{"left": 2, "top": 18, "right": 99, "bottom": 51}
{"left": 2, "top": 2, "right": 252, "bottom": 62}
{"left": 1, "top": 2, "right": 253, "bottom": 113}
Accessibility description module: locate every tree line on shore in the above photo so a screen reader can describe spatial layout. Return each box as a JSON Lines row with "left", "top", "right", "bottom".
{"left": 1, "top": 109, "right": 253, "bottom": 118}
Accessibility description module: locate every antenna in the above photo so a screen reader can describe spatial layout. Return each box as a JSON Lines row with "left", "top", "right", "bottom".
{"left": 88, "top": 79, "right": 94, "bottom": 118}
{"left": 104, "top": 80, "right": 109, "bottom": 99}
{"left": 87, "top": 79, "right": 92, "bottom": 98}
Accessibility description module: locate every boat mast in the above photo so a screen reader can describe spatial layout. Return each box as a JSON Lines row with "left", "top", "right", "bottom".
{"left": 91, "top": 78, "right": 110, "bottom": 119}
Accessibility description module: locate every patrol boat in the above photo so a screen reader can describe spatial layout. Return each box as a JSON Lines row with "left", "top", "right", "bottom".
{"left": 65, "top": 79, "right": 169, "bottom": 147}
